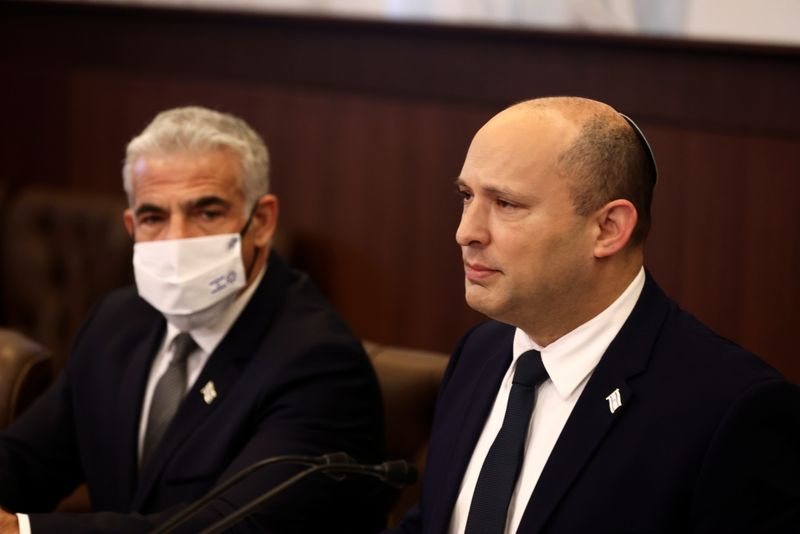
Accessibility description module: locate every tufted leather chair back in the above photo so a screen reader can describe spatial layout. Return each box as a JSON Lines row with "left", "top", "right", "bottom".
{"left": 1, "top": 187, "right": 133, "bottom": 372}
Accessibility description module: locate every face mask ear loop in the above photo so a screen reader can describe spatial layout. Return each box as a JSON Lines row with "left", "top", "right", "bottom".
{"left": 240, "top": 202, "right": 262, "bottom": 280}
{"left": 239, "top": 204, "right": 257, "bottom": 237}
{"left": 245, "top": 243, "right": 261, "bottom": 280}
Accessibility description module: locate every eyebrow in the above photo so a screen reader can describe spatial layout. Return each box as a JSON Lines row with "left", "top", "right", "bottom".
{"left": 456, "top": 178, "right": 525, "bottom": 199}
{"left": 481, "top": 185, "right": 522, "bottom": 199}
{"left": 133, "top": 196, "right": 231, "bottom": 217}
{"left": 455, "top": 177, "right": 536, "bottom": 207}
{"left": 191, "top": 196, "right": 231, "bottom": 210}
{"left": 133, "top": 203, "right": 166, "bottom": 217}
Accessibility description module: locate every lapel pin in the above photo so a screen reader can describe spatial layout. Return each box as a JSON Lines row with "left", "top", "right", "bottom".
{"left": 605, "top": 388, "right": 622, "bottom": 414}
{"left": 200, "top": 380, "right": 217, "bottom": 405}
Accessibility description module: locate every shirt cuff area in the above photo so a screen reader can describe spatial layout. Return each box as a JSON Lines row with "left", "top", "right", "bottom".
{"left": 17, "top": 513, "right": 31, "bottom": 534}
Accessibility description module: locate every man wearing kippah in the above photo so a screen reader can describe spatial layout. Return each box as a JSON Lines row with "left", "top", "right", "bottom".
{"left": 389, "top": 97, "right": 800, "bottom": 534}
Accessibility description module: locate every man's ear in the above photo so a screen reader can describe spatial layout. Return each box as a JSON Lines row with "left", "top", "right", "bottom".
{"left": 123, "top": 208, "right": 135, "bottom": 239}
{"left": 251, "top": 194, "right": 279, "bottom": 248}
{"left": 593, "top": 199, "right": 637, "bottom": 258}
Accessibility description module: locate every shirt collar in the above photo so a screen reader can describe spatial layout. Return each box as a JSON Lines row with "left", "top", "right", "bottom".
{"left": 164, "top": 265, "right": 266, "bottom": 355}
{"left": 512, "top": 267, "right": 645, "bottom": 399}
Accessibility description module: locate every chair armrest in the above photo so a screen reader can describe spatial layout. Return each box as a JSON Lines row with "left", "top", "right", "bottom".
{"left": 0, "top": 328, "right": 52, "bottom": 429}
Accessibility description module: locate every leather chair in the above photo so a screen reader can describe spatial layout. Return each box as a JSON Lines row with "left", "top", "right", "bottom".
{"left": 0, "top": 328, "right": 52, "bottom": 430}
{"left": 365, "top": 341, "right": 448, "bottom": 526}
{"left": 1, "top": 187, "right": 132, "bottom": 373}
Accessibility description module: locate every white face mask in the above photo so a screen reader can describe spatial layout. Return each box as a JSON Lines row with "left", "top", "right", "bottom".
{"left": 132, "top": 233, "right": 247, "bottom": 331}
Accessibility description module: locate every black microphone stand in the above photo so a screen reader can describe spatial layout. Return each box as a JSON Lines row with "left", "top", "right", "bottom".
{"left": 154, "top": 452, "right": 351, "bottom": 534}
{"left": 199, "top": 460, "right": 417, "bottom": 534}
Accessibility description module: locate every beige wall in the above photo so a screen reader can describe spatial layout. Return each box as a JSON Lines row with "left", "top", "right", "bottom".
{"left": 49, "top": 0, "right": 800, "bottom": 45}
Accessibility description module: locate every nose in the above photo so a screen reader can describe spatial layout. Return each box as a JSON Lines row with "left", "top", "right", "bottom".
{"left": 455, "top": 202, "right": 489, "bottom": 247}
{"left": 163, "top": 213, "right": 192, "bottom": 241}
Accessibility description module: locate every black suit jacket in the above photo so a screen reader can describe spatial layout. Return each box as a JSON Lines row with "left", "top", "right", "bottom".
{"left": 391, "top": 273, "right": 800, "bottom": 533}
{"left": 0, "top": 253, "right": 387, "bottom": 533}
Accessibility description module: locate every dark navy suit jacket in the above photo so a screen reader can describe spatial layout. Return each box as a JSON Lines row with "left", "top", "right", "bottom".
{"left": 0, "top": 253, "right": 387, "bottom": 532}
{"left": 391, "top": 273, "right": 800, "bottom": 533}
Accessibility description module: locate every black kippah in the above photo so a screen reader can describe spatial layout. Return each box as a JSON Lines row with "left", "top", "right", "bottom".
{"left": 619, "top": 113, "right": 658, "bottom": 186}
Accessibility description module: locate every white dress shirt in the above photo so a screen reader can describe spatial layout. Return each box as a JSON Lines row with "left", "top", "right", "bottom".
{"left": 449, "top": 267, "right": 645, "bottom": 534}
{"left": 18, "top": 267, "right": 266, "bottom": 534}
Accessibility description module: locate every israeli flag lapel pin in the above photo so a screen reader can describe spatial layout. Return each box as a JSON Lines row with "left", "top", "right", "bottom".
{"left": 200, "top": 380, "right": 218, "bottom": 405}
{"left": 605, "top": 388, "right": 622, "bottom": 414}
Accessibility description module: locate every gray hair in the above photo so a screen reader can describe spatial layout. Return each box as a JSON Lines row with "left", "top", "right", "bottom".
{"left": 122, "top": 106, "right": 270, "bottom": 210}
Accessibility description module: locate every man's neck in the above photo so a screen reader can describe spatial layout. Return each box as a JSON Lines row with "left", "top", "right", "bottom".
{"left": 525, "top": 261, "right": 644, "bottom": 348}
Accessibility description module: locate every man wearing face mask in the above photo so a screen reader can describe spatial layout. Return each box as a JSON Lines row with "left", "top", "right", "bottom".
{"left": 0, "top": 107, "right": 387, "bottom": 533}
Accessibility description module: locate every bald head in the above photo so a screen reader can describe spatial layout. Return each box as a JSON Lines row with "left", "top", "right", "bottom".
{"left": 504, "top": 96, "right": 620, "bottom": 123}
{"left": 488, "top": 97, "right": 655, "bottom": 245}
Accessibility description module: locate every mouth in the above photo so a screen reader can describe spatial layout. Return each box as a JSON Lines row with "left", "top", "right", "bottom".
{"left": 464, "top": 262, "right": 501, "bottom": 282}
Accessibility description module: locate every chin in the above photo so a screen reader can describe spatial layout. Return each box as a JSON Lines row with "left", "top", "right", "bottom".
{"left": 465, "top": 290, "right": 503, "bottom": 320}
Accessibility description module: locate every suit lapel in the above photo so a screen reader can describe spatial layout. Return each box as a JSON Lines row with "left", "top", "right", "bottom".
{"left": 113, "top": 318, "right": 165, "bottom": 509}
{"left": 133, "top": 252, "right": 290, "bottom": 509}
{"left": 518, "top": 365, "right": 636, "bottom": 533}
{"left": 517, "top": 273, "right": 671, "bottom": 533}
{"left": 430, "top": 333, "right": 515, "bottom": 534}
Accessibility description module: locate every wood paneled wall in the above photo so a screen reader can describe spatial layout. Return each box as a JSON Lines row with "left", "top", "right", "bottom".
{"left": 1, "top": 1, "right": 798, "bottom": 381}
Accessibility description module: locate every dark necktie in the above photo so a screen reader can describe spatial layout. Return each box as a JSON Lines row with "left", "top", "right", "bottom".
{"left": 141, "top": 332, "right": 197, "bottom": 469}
{"left": 464, "top": 349, "right": 548, "bottom": 534}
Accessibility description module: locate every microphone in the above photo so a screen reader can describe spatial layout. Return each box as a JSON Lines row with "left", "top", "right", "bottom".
{"left": 153, "top": 452, "right": 354, "bottom": 534}
{"left": 345, "top": 459, "right": 418, "bottom": 487}
{"left": 199, "top": 460, "right": 418, "bottom": 534}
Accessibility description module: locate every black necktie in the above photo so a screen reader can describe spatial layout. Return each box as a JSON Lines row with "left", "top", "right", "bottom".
{"left": 464, "top": 349, "right": 549, "bottom": 534}
{"left": 141, "top": 332, "right": 197, "bottom": 469}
